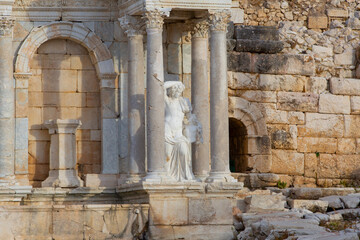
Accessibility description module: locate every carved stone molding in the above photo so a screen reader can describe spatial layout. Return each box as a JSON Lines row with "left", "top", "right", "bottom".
{"left": 0, "top": 17, "right": 15, "bottom": 36}
{"left": 190, "top": 19, "right": 209, "bottom": 38}
{"left": 208, "top": 10, "right": 230, "bottom": 32}
{"left": 143, "top": 9, "right": 165, "bottom": 30}
{"left": 119, "top": 15, "right": 145, "bottom": 37}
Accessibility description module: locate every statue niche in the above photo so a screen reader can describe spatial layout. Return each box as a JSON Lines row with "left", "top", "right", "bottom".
{"left": 164, "top": 81, "right": 202, "bottom": 182}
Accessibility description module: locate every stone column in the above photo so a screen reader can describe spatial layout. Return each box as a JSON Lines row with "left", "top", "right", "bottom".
{"left": 190, "top": 20, "right": 210, "bottom": 180}
{"left": 206, "top": 11, "right": 235, "bottom": 183}
{"left": 119, "top": 16, "right": 146, "bottom": 183}
{"left": 42, "top": 119, "right": 84, "bottom": 188}
{"left": 0, "top": 17, "right": 16, "bottom": 185}
{"left": 143, "top": 10, "right": 167, "bottom": 182}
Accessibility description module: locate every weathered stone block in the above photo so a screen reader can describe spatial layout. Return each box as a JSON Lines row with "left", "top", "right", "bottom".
{"left": 94, "top": 21, "right": 114, "bottom": 42}
{"left": 327, "top": 8, "right": 349, "bottom": 18}
{"left": 298, "top": 137, "right": 337, "bottom": 153}
{"left": 271, "top": 150, "right": 304, "bottom": 175}
{"left": 268, "top": 125, "right": 297, "bottom": 150}
{"left": 43, "top": 69, "right": 77, "bottom": 92}
{"left": 319, "top": 94, "right": 350, "bottom": 114}
{"left": 245, "top": 194, "right": 286, "bottom": 213}
{"left": 41, "top": 54, "right": 71, "bottom": 69}
{"left": 288, "top": 199, "right": 328, "bottom": 213}
{"left": 259, "top": 74, "right": 305, "bottom": 92}
{"left": 182, "top": 44, "right": 191, "bottom": 74}
{"left": 350, "top": 96, "right": 360, "bottom": 114}
{"left": 308, "top": 15, "right": 328, "bottom": 29}
{"left": 78, "top": 70, "right": 99, "bottom": 93}
{"left": 236, "top": 39, "right": 284, "bottom": 54}
{"left": 307, "top": 77, "right": 327, "bottom": 94}
{"left": 334, "top": 50, "right": 356, "bottom": 65}
{"left": 231, "top": 8, "right": 244, "bottom": 24}
{"left": 189, "top": 198, "right": 233, "bottom": 224}
{"left": 312, "top": 45, "right": 333, "bottom": 58}
{"left": 167, "top": 44, "right": 182, "bottom": 74}
{"left": 234, "top": 90, "right": 276, "bottom": 103}
{"left": 229, "top": 72, "right": 258, "bottom": 90}
{"left": 277, "top": 92, "right": 318, "bottom": 112}
{"left": 38, "top": 39, "right": 67, "bottom": 54}
{"left": 288, "top": 112, "right": 305, "bottom": 125}
{"left": 330, "top": 78, "right": 360, "bottom": 96}
{"left": 101, "top": 118, "right": 119, "bottom": 174}
{"left": 78, "top": 108, "right": 99, "bottom": 129}
{"left": 298, "top": 113, "right": 344, "bottom": 138}
{"left": 338, "top": 138, "right": 356, "bottom": 154}
{"left": 235, "top": 26, "right": 280, "bottom": 41}
{"left": 150, "top": 198, "right": 188, "bottom": 225}
{"left": 304, "top": 153, "right": 317, "bottom": 178}
{"left": 70, "top": 55, "right": 94, "bottom": 70}
{"left": 290, "top": 188, "right": 322, "bottom": 200}
{"left": 227, "top": 39, "right": 236, "bottom": 51}
{"left": 344, "top": 115, "right": 360, "bottom": 137}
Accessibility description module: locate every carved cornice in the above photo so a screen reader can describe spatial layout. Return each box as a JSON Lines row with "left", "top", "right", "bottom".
{"left": 119, "top": 15, "right": 145, "bottom": 37}
{"left": 189, "top": 19, "right": 209, "bottom": 38}
{"left": 0, "top": 17, "right": 15, "bottom": 36}
{"left": 143, "top": 9, "right": 165, "bottom": 30}
{"left": 208, "top": 10, "right": 230, "bottom": 32}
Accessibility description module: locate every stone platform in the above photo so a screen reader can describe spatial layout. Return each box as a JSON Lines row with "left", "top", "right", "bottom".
{"left": 117, "top": 182, "right": 243, "bottom": 240}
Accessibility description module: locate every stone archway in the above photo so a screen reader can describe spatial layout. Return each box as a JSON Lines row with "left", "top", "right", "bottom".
{"left": 228, "top": 96, "right": 272, "bottom": 173}
{"left": 14, "top": 22, "right": 119, "bottom": 184}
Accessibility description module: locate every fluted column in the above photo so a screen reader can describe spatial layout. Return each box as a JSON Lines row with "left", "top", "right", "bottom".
{"left": 143, "top": 10, "right": 167, "bottom": 182}
{"left": 190, "top": 20, "right": 210, "bottom": 180}
{"left": 0, "top": 17, "right": 16, "bottom": 185}
{"left": 119, "top": 16, "right": 146, "bottom": 183}
{"left": 206, "top": 11, "right": 235, "bottom": 183}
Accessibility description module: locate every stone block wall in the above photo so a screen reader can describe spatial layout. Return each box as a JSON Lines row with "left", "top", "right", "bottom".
{"left": 228, "top": 0, "right": 360, "bottom": 187}
{"left": 27, "top": 39, "right": 101, "bottom": 186}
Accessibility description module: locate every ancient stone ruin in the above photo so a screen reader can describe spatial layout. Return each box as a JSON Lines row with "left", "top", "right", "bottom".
{"left": 1, "top": 0, "right": 360, "bottom": 239}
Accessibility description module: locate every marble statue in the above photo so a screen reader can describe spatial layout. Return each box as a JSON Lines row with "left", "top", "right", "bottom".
{"left": 164, "top": 81, "right": 203, "bottom": 182}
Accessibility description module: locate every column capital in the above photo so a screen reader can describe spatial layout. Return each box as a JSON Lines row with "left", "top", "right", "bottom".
{"left": 208, "top": 10, "right": 231, "bottom": 32}
{"left": 119, "top": 15, "right": 145, "bottom": 37}
{"left": 189, "top": 19, "right": 209, "bottom": 38}
{"left": 143, "top": 9, "right": 167, "bottom": 30}
{"left": 0, "top": 17, "right": 14, "bottom": 36}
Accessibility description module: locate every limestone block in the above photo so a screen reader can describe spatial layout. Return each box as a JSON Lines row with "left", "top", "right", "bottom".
{"left": 150, "top": 198, "right": 188, "bottom": 225}
{"left": 307, "top": 77, "right": 327, "bottom": 94}
{"left": 334, "top": 50, "right": 356, "bottom": 65}
{"left": 28, "top": 130, "right": 50, "bottom": 141}
{"left": 29, "top": 75, "right": 42, "bottom": 92}
{"left": 318, "top": 154, "right": 339, "bottom": 179}
{"left": 113, "top": 21, "right": 127, "bottom": 42}
{"left": 259, "top": 74, "right": 305, "bottom": 92}
{"left": 229, "top": 72, "right": 258, "bottom": 90}
{"left": 28, "top": 141, "right": 50, "bottom": 164}
{"left": 78, "top": 108, "right": 99, "bottom": 129}
{"left": 340, "top": 196, "right": 360, "bottom": 209}
{"left": 246, "top": 136, "right": 271, "bottom": 155}
{"left": 101, "top": 89, "right": 118, "bottom": 118}
{"left": 231, "top": 8, "right": 244, "bottom": 24}
{"left": 298, "top": 113, "right": 344, "bottom": 138}
{"left": 235, "top": 26, "right": 279, "bottom": 41}
{"left": 15, "top": 149, "right": 28, "bottom": 174}
{"left": 40, "top": 54, "right": 71, "bottom": 69}
{"left": 327, "top": 8, "right": 349, "bottom": 18}
{"left": 189, "top": 198, "right": 233, "bottom": 224}
{"left": 101, "top": 119, "right": 119, "bottom": 174}
{"left": 78, "top": 70, "right": 99, "bottom": 92}
{"left": 308, "top": 15, "right": 328, "bottom": 29}
{"left": 90, "top": 44, "right": 112, "bottom": 63}
{"left": 247, "top": 155, "right": 272, "bottom": 173}
{"left": 245, "top": 194, "right": 286, "bottom": 213}
{"left": 268, "top": 124, "right": 297, "bottom": 150}
{"left": 271, "top": 150, "right": 304, "bottom": 175}
{"left": 85, "top": 174, "right": 117, "bottom": 187}
{"left": 288, "top": 199, "right": 328, "bottom": 213}
{"left": 28, "top": 107, "right": 42, "bottom": 129}
{"left": 94, "top": 21, "right": 114, "bottom": 42}
{"left": 15, "top": 118, "right": 28, "bottom": 150}
{"left": 167, "top": 44, "right": 182, "bottom": 74}
{"left": 16, "top": 89, "right": 28, "bottom": 118}
{"left": 344, "top": 115, "right": 360, "bottom": 137}
{"left": 288, "top": 112, "right": 305, "bottom": 125}
{"left": 298, "top": 137, "right": 337, "bottom": 153}
{"left": 77, "top": 141, "right": 101, "bottom": 165}
{"left": 66, "top": 40, "right": 88, "bottom": 55}
{"left": 70, "top": 55, "right": 94, "bottom": 70}
{"left": 52, "top": 209, "right": 84, "bottom": 239}
{"left": 96, "top": 59, "right": 116, "bottom": 75}
{"left": 260, "top": 103, "right": 288, "bottom": 124}
{"left": 13, "top": 22, "right": 32, "bottom": 42}
{"left": 236, "top": 39, "right": 284, "bottom": 54}
{"left": 330, "top": 78, "right": 360, "bottom": 96}
{"left": 90, "top": 130, "right": 101, "bottom": 141}
{"left": 312, "top": 45, "right": 333, "bottom": 58}
{"left": 235, "top": 90, "right": 276, "bottom": 103}
{"left": 76, "top": 129, "right": 91, "bottom": 141}
{"left": 319, "top": 196, "right": 344, "bottom": 210}
{"left": 167, "top": 23, "right": 182, "bottom": 44}
{"left": 42, "top": 70, "right": 77, "bottom": 92}
{"left": 182, "top": 44, "right": 191, "bottom": 74}
{"left": 304, "top": 154, "right": 317, "bottom": 178}
{"left": 38, "top": 39, "right": 67, "bottom": 54}
{"left": 290, "top": 188, "right": 322, "bottom": 200}
{"left": 277, "top": 92, "right": 318, "bottom": 112}
{"left": 350, "top": 96, "right": 360, "bottom": 114}
{"left": 337, "top": 138, "right": 356, "bottom": 154}
{"left": 86, "top": 93, "right": 100, "bottom": 107}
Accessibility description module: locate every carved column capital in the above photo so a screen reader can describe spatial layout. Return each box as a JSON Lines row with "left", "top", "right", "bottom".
{"left": 0, "top": 17, "right": 15, "bottom": 36}
{"left": 208, "top": 10, "right": 231, "bottom": 32}
{"left": 119, "top": 15, "right": 145, "bottom": 37}
{"left": 143, "top": 9, "right": 165, "bottom": 30}
{"left": 190, "top": 19, "right": 209, "bottom": 38}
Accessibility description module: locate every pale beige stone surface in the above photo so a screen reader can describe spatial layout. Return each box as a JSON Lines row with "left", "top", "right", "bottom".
{"left": 297, "top": 137, "right": 337, "bottom": 153}
{"left": 271, "top": 150, "right": 304, "bottom": 175}
{"left": 277, "top": 92, "right": 318, "bottom": 112}
{"left": 298, "top": 113, "right": 344, "bottom": 138}
{"left": 319, "top": 94, "right": 350, "bottom": 114}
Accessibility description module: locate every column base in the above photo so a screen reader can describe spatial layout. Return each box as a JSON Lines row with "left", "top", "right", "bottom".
{"left": 125, "top": 173, "right": 146, "bottom": 184}
{"left": 205, "top": 172, "right": 237, "bottom": 183}
{"left": 42, "top": 170, "right": 84, "bottom": 188}
{"left": 142, "top": 172, "right": 179, "bottom": 183}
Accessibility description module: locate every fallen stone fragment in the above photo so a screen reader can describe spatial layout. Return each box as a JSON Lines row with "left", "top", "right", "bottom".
{"left": 340, "top": 196, "right": 360, "bottom": 209}
{"left": 245, "top": 194, "right": 286, "bottom": 213}
{"left": 329, "top": 213, "right": 343, "bottom": 221}
{"left": 288, "top": 199, "right": 329, "bottom": 213}
{"left": 290, "top": 188, "right": 322, "bottom": 200}
{"left": 320, "top": 196, "right": 344, "bottom": 210}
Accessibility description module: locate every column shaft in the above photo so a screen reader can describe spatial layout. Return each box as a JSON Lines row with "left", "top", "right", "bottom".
{"left": 128, "top": 34, "right": 146, "bottom": 181}
{"left": 191, "top": 24, "right": 210, "bottom": 180}
{"left": 0, "top": 18, "right": 15, "bottom": 183}
{"left": 207, "top": 11, "right": 235, "bottom": 182}
{"left": 143, "top": 10, "right": 166, "bottom": 181}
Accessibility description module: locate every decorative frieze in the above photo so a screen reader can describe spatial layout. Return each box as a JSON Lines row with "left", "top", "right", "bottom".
{"left": 0, "top": 17, "right": 14, "bottom": 36}
{"left": 119, "top": 15, "right": 145, "bottom": 37}
{"left": 209, "top": 10, "right": 231, "bottom": 32}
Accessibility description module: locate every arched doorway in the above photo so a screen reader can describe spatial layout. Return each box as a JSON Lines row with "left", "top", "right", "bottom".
{"left": 229, "top": 118, "right": 248, "bottom": 172}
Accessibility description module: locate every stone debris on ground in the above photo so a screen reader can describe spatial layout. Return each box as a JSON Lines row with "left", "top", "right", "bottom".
{"left": 234, "top": 187, "right": 360, "bottom": 240}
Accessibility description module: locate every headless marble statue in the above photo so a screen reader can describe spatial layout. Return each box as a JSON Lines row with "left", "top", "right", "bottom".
{"left": 164, "top": 81, "right": 202, "bottom": 182}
